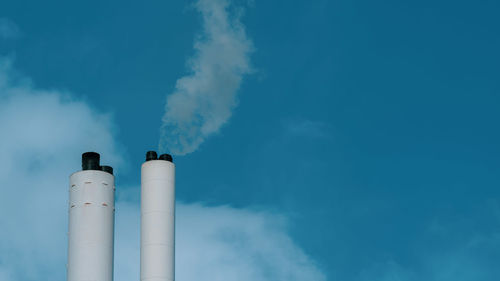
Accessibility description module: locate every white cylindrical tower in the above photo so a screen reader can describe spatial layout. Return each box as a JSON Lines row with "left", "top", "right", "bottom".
{"left": 141, "top": 151, "right": 175, "bottom": 281}
{"left": 68, "top": 152, "right": 115, "bottom": 281}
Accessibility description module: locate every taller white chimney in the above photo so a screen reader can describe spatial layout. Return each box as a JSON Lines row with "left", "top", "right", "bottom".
{"left": 141, "top": 151, "right": 176, "bottom": 281}
{"left": 67, "top": 152, "right": 115, "bottom": 281}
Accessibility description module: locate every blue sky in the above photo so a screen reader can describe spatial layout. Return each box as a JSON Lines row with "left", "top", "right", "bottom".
{"left": 1, "top": 0, "right": 499, "bottom": 280}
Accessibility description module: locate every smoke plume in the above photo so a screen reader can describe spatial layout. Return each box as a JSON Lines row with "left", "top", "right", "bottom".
{"left": 160, "top": 0, "right": 253, "bottom": 155}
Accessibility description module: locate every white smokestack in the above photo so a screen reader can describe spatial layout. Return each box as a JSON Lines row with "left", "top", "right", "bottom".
{"left": 67, "top": 152, "right": 115, "bottom": 281}
{"left": 141, "top": 151, "right": 176, "bottom": 281}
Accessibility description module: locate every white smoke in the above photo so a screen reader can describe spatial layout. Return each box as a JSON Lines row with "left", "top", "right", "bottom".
{"left": 160, "top": 0, "right": 253, "bottom": 155}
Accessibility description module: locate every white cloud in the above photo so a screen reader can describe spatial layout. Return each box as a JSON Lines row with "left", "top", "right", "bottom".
{"left": 160, "top": 0, "right": 253, "bottom": 155}
{"left": 0, "top": 57, "right": 326, "bottom": 281}
{"left": 0, "top": 57, "right": 122, "bottom": 280}
{"left": 176, "top": 204, "right": 326, "bottom": 281}
{"left": 0, "top": 18, "right": 20, "bottom": 39}
{"left": 115, "top": 201, "right": 327, "bottom": 281}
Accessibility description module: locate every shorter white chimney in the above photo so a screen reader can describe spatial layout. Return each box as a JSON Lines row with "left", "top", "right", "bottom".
{"left": 67, "top": 152, "right": 115, "bottom": 281}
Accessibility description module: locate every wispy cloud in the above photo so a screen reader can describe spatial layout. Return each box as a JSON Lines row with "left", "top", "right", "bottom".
{"left": 359, "top": 260, "right": 416, "bottom": 281}
{"left": 285, "top": 119, "right": 331, "bottom": 139}
{"left": 0, "top": 18, "right": 20, "bottom": 39}
{"left": 0, "top": 57, "right": 325, "bottom": 281}
{"left": 357, "top": 215, "right": 500, "bottom": 281}
{"left": 159, "top": 0, "right": 253, "bottom": 155}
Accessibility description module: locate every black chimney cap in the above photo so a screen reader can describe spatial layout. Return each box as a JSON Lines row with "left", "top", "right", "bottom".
{"left": 82, "top": 152, "right": 100, "bottom": 170}
{"left": 146, "top": 151, "right": 158, "bottom": 161}
{"left": 81, "top": 152, "right": 113, "bottom": 174}
{"left": 159, "top": 153, "right": 173, "bottom": 162}
{"left": 100, "top": 165, "right": 113, "bottom": 175}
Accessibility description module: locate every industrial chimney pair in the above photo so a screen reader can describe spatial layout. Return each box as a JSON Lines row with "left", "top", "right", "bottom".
{"left": 67, "top": 151, "right": 175, "bottom": 281}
